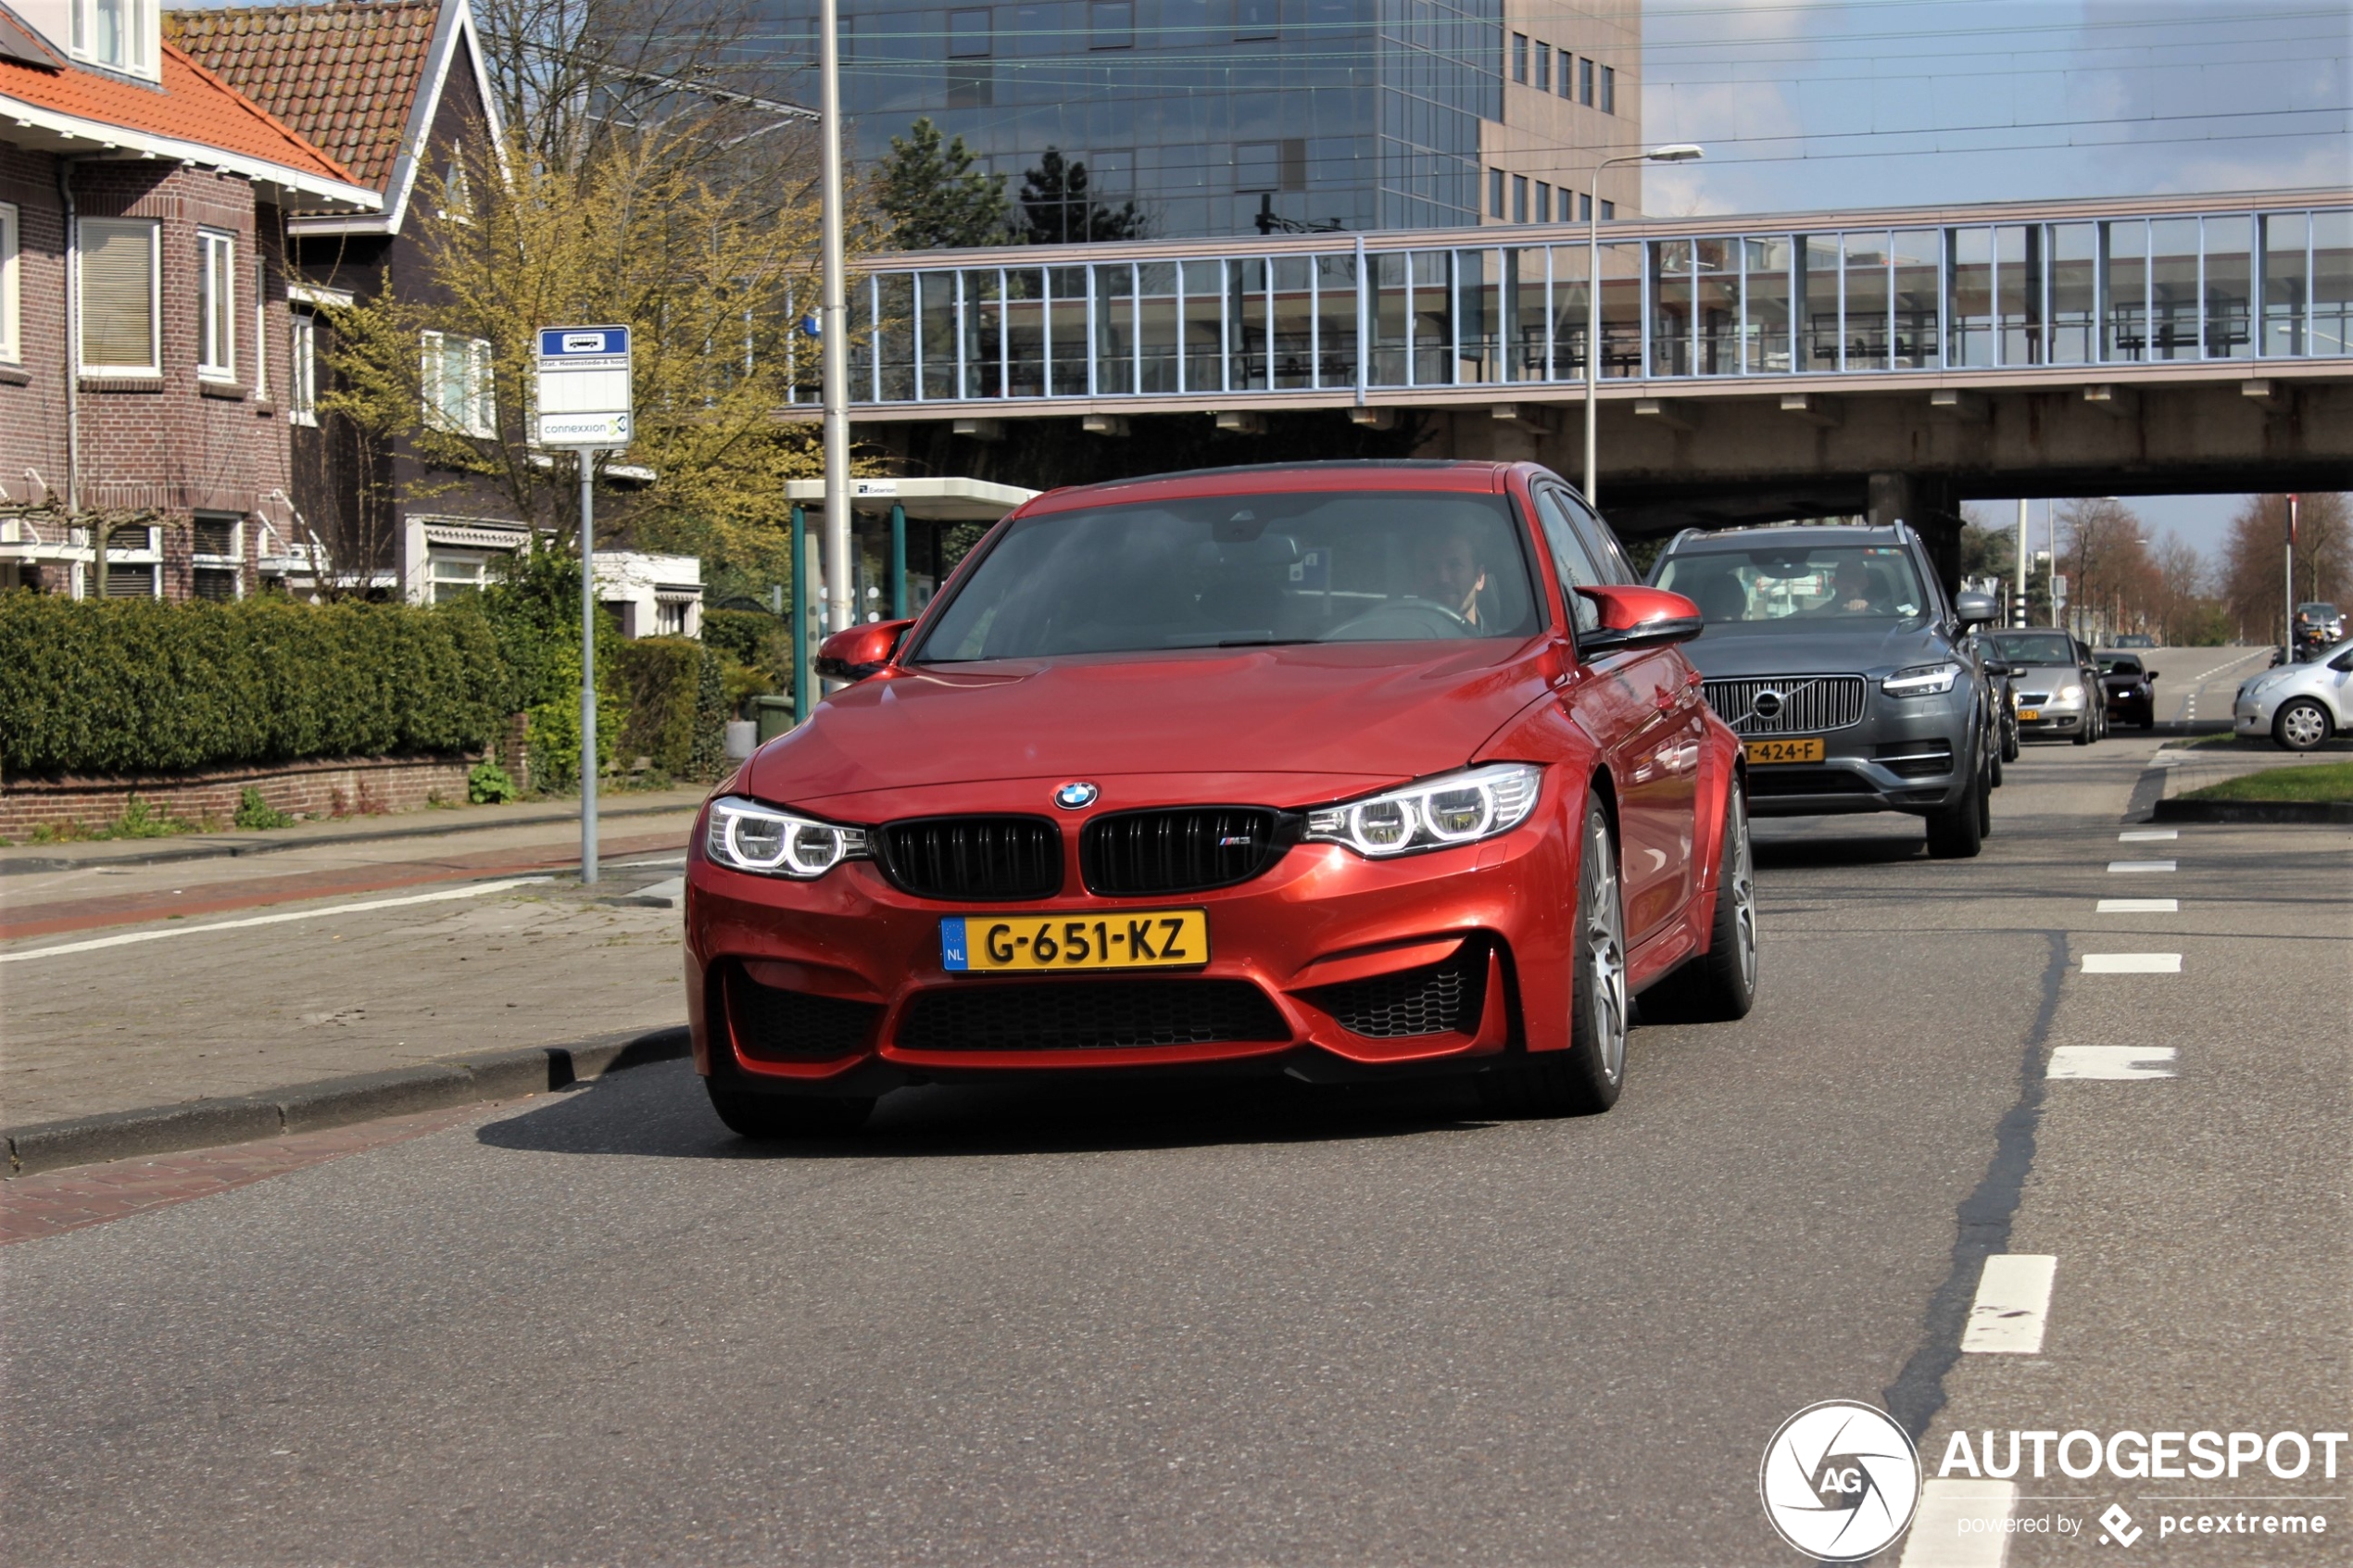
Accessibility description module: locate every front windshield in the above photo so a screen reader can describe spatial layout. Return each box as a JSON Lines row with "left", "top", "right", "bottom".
{"left": 1654, "top": 544, "right": 1928, "bottom": 631}
{"left": 914, "top": 491, "right": 1541, "bottom": 662}
{"left": 1983, "top": 632, "right": 2079, "bottom": 666}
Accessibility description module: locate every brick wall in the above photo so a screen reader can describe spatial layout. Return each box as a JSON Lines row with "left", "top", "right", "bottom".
{"left": 0, "top": 754, "right": 479, "bottom": 839}
{"left": 0, "top": 144, "right": 69, "bottom": 507}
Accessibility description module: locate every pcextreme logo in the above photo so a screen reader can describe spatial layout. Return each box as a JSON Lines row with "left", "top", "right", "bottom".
{"left": 1759, "top": 1400, "right": 1923, "bottom": 1562}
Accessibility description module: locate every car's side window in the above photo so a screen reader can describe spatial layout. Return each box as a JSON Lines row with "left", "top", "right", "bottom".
{"left": 1533, "top": 486, "right": 1604, "bottom": 633}
{"left": 1558, "top": 488, "right": 1639, "bottom": 583}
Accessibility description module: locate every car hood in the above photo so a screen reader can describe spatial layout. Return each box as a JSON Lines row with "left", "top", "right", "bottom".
{"left": 744, "top": 640, "right": 1550, "bottom": 811}
{"left": 1678, "top": 620, "right": 1957, "bottom": 680}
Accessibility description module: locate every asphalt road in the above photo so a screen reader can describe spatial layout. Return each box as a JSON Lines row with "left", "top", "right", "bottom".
{"left": 3, "top": 734, "right": 2346, "bottom": 1567}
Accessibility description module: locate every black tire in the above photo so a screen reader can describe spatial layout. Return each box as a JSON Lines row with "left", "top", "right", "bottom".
{"left": 1479, "top": 797, "right": 1628, "bottom": 1117}
{"left": 1640, "top": 777, "right": 1757, "bottom": 1023}
{"left": 2273, "top": 698, "right": 2331, "bottom": 752}
{"left": 705, "top": 1079, "right": 875, "bottom": 1139}
{"left": 2139, "top": 711, "right": 2155, "bottom": 731}
{"left": 2072, "top": 711, "right": 2096, "bottom": 745}
{"left": 1926, "top": 745, "right": 1987, "bottom": 859}
{"left": 2001, "top": 717, "right": 2020, "bottom": 763}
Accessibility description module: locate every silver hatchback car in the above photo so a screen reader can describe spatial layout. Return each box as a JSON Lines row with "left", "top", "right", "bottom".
{"left": 2236, "top": 640, "right": 2353, "bottom": 751}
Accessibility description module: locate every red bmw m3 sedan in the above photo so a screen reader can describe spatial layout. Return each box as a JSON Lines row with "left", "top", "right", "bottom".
{"left": 685, "top": 461, "right": 1756, "bottom": 1135}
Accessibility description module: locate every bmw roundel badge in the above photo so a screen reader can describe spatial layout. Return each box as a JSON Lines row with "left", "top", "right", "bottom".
{"left": 1054, "top": 782, "right": 1100, "bottom": 809}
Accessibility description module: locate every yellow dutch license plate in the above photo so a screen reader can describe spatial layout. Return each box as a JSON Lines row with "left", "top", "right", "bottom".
{"left": 2017, "top": 709, "right": 2042, "bottom": 721}
{"left": 942, "top": 909, "right": 1209, "bottom": 973}
{"left": 1743, "top": 737, "right": 1825, "bottom": 764}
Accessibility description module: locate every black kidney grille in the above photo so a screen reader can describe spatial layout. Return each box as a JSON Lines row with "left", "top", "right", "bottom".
{"left": 726, "top": 969, "right": 882, "bottom": 1061}
{"left": 874, "top": 815, "right": 1063, "bottom": 900}
{"left": 1081, "top": 807, "right": 1286, "bottom": 897}
{"left": 1303, "top": 941, "right": 1488, "bottom": 1039}
{"left": 895, "top": 979, "right": 1291, "bottom": 1051}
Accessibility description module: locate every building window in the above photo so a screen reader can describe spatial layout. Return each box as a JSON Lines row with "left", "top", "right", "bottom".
{"left": 71, "top": 0, "right": 157, "bottom": 77}
{"left": 1602, "top": 65, "right": 1616, "bottom": 114}
{"left": 1579, "top": 56, "right": 1594, "bottom": 107}
{"left": 947, "top": 7, "right": 992, "bottom": 107}
{"left": 104, "top": 524, "right": 160, "bottom": 598}
{"left": 1579, "top": 191, "right": 1592, "bottom": 221}
{"left": 193, "top": 513, "right": 242, "bottom": 601}
{"left": 439, "top": 160, "right": 472, "bottom": 220}
{"left": 77, "top": 217, "right": 158, "bottom": 374}
{"left": 429, "top": 549, "right": 488, "bottom": 603}
{"left": 1512, "top": 175, "right": 1529, "bottom": 224}
{"left": 1537, "top": 182, "right": 1552, "bottom": 223}
{"left": 0, "top": 202, "right": 18, "bottom": 364}
{"left": 1511, "top": 32, "right": 1528, "bottom": 83}
{"left": 1535, "top": 43, "right": 1551, "bottom": 94}
{"left": 289, "top": 313, "right": 318, "bottom": 426}
{"left": 197, "top": 228, "right": 235, "bottom": 382}
{"left": 1601, "top": 198, "right": 1616, "bottom": 220}
{"left": 252, "top": 256, "right": 268, "bottom": 398}
{"left": 1088, "top": 0, "right": 1131, "bottom": 48}
{"left": 1489, "top": 168, "right": 1505, "bottom": 220}
{"left": 1235, "top": 141, "right": 1278, "bottom": 193}
{"left": 421, "top": 330, "right": 495, "bottom": 437}
{"left": 1234, "top": 0, "right": 1277, "bottom": 40}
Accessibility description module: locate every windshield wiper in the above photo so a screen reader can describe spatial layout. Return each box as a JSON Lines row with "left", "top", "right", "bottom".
{"left": 1214, "top": 635, "right": 1313, "bottom": 647}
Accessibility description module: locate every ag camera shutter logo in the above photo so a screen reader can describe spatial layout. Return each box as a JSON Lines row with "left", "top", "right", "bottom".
{"left": 1759, "top": 1400, "right": 1921, "bottom": 1561}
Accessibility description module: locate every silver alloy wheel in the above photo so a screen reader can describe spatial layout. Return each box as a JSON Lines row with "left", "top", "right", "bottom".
{"left": 1584, "top": 814, "right": 1630, "bottom": 1085}
{"left": 1726, "top": 786, "right": 1758, "bottom": 994}
{"left": 2279, "top": 700, "right": 2328, "bottom": 749}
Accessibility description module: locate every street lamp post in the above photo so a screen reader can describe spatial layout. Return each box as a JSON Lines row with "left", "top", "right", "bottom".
{"left": 818, "top": 0, "right": 851, "bottom": 656}
{"left": 1583, "top": 144, "right": 1702, "bottom": 507}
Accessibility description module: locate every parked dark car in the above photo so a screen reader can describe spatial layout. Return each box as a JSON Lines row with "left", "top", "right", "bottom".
{"left": 2098, "top": 651, "right": 2158, "bottom": 730}
{"left": 1970, "top": 635, "right": 2022, "bottom": 768}
{"left": 1649, "top": 521, "right": 2001, "bottom": 859}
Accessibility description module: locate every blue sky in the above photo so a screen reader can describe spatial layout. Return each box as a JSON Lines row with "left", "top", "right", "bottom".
{"left": 1635, "top": 0, "right": 2350, "bottom": 563}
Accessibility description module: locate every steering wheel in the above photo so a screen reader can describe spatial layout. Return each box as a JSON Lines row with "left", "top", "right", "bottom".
{"left": 1323, "top": 596, "right": 1474, "bottom": 642}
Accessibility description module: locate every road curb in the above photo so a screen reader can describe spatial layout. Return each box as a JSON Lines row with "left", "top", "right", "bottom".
{"left": 2151, "top": 797, "right": 2353, "bottom": 824}
{"left": 1, "top": 1025, "right": 691, "bottom": 1178}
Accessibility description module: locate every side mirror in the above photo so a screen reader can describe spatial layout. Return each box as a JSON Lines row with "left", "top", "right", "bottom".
{"left": 1954, "top": 591, "right": 1998, "bottom": 630}
{"left": 815, "top": 618, "right": 914, "bottom": 681}
{"left": 1574, "top": 584, "right": 1705, "bottom": 659}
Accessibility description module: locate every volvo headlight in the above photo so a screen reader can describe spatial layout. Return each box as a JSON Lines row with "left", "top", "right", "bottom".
{"left": 704, "top": 795, "right": 868, "bottom": 878}
{"left": 1304, "top": 763, "right": 1541, "bottom": 859}
{"left": 1881, "top": 661, "right": 1962, "bottom": 697}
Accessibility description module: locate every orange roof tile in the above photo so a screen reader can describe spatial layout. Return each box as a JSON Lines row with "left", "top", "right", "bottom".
{"left": 168, "top": 1, "right": 440, "bottom": 192}
{"left": 0, "top": 36, "right": 358, "bottom": 187}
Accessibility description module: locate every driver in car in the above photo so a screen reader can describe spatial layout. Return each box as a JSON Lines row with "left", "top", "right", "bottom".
{"left": 1408, "top": 525, "right": 1491, "bottom": 629}
{"left": 1826, "top": 558, "right": 1890, "bottom": 615}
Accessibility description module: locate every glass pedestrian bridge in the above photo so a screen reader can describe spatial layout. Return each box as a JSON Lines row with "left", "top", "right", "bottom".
{"left": 812, "top": 192, "right": 2351, "bottom": 414}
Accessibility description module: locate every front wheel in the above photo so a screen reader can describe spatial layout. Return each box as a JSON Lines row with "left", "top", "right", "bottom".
{"left": 1478, "top": 797, "right": 1628, "bottom": 1117}
{"left": 1640, "top": 777, "right": 1757, "bottom": 1023}
{"left": 2001, "top": 718, "right": 2020, "bottom": 763}
{"left": 1926, "top": 746, "right": 1987, "bottom": 859}
{"left": 2273, "top": 698, "right": 2331, "bottom": 752}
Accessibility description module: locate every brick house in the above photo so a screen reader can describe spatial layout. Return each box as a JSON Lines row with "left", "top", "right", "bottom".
{"left": 170, "top": 0, "right": 524, "bottom": 606}
{"left": 0, "top": 0, "right": 377, "bottom": 598}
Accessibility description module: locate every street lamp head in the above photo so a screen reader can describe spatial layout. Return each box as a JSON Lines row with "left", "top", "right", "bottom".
{"left": 1645, "top": 144, "right": 1705, "bottom": 163}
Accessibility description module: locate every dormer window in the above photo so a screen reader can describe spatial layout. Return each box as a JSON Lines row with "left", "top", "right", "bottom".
{"left": 71, "top": 0, "right": 158, "bottom": 79}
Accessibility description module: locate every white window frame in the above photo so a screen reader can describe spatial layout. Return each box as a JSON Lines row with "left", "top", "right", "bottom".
{"left": 77, "top": 217, "right": 160, "bottom": 375}
{"left": 421, "top": 330, "right": 496, "bottom": 438}
{"left": 191, "top": 513, "right": 245, "bottom": 601}
{"left": 288, "top": 311, "right": 319, "bottom": 426}
{"left": 0, "top": 202, "right": 19, "bottom": 363}
{"left": 428, "top": 547, "right": 489, "bottom": 603}
{"left": 70, "top": 0, "right": 159, "bottom": 80}
{"left": 103, "top": 523, "right": 162, "bottom": 599}
{"left": 197, "top": 228, "right": 236, "bottom": 382}
{"left": 252, "top": 254, "right": 268, "bottom": 399}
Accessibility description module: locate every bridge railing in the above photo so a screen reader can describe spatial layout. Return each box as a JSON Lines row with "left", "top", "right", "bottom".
{"left": 805, "top": 203, "right": 2351, "bottom": 408}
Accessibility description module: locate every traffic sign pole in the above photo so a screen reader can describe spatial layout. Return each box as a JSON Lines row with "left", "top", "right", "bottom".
{"left": 580, "top": 455, "right": 598, "bottom": 884}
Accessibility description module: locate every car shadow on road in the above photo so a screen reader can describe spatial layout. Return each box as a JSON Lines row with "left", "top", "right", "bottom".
{"left": 476, "top": 1055, "right": 1506, "bottom": 1162}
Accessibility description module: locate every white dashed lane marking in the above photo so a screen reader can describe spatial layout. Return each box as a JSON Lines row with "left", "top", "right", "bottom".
{"left": 2082, "top": 953, "right": 2183, "bottom": 973}
{"left": 2049, "top": 1047, "right": 2178, "bottom": 1080}
{"left": 1962, "top": 1254, "right": 2057, "bottom": 1354}
{"left": 2108, "top": 859, "right": 2177, "bottom": 873}
{"left": 1900, "top": 1481, "right": 2020, "bottom": 1568}
{"left": 2097, "top": 898, "right": 2178, "bottom": 912}
{"left": 2119, "top": 829, "right": 2178, "bottom": 841}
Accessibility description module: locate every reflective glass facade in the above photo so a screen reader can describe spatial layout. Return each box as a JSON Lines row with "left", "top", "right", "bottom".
{"left": 819, "top": 205, "right": 2353, "bottom": 405}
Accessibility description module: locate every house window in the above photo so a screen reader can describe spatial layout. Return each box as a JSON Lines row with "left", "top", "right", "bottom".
{"left": 104, "top": 524, "right": 159, "bottom": 598}
{"left": 1234, "top": 0, "right": 1277, "bottom": 40}
{"left": 429, "top": 549, "right": 488, "bottom": 602}
{"left": 1489, "top": 168, "right": 1504, "bottom": 220}
{"left": 1537, "top": 182, "right": 1552, "bottom": 223}
{"left": 78, "top": 218, "right": 158, "bottom": 374}
{"left": 193, "top": 513, "right": 243, "bottom": 601}
{"left": 1602, "top": 64, "right": 1616, "bottom": 114}
{"left": 1512, "top": 175, "right": 1528, "bottom": 224}
{"left": 1579, "top": 56, "right": 1594, "bottom": 107}
{"left": 198, "top": 229, "right": 235, "bottom": 382}
{"left": 1535, "top": 43, "right": 1551, "bottom": 94}
{"left": 1511, "top": 32, "right": 1528, "bottom": 83}
{"left": 289, "top": 313, "right": 318, "bottom": 426}
{"left": 0, "top": 202, "right": 18, "bottom": 363}
{"left": 421, "top": 330, "right": 495, "bottom": 437}
{"left": 71, "top": 0, "right": 157, "bottom": 77}
{"left": 1088, "top": 0, "right": 1131, "bottom": 48}
{"left": 947, "top": 8, "right": 992, "bottom": 107}
{"left": 439, "top": 160, "right": 472, "bottom": 220}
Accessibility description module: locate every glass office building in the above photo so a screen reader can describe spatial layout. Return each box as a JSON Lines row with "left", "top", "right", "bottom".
{"left": 754, "top": 1, "right": 1637, "bottom": 238}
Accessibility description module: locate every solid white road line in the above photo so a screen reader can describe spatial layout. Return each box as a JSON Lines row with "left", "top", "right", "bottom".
{"left": 2108, "top": 859, "right": 2178, "bottom": 873}
{"left": 2049, "top": 1046, "right": 2178, "bottom": 1080}
{"left": 0, "top": 877, "right": 555, "bottom": 964}
{"left": 2097, "top": 898, "right": 2179, "bottom": 913}
{"left": 1900, "top": 1480, "right": 2020, "bottom": 1568}
{"left": 2081, "top": 953, "right": 2183, "bottom": 973}
{"left": 1962, "top": 1254, "right": 2057, "bottom": 1354}
{"left": 2119, "top": 829, "right": 2178, "bottom": 841}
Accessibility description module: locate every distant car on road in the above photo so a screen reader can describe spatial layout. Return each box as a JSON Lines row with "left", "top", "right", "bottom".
{"left": 2236, "top": 638, "right": 2353, "bottom": 750}
{"left": 2108, "top": 633, "right": 2157, "bottom": 649}
{"left": 2097, "top": 651, "right": 2158, "bottom": 731}
{"left": 1649, "top": 521, "right": 2001, "bottom": 859}
{"left": 1981, "top": 631, "right": 2107, "bottom": 746}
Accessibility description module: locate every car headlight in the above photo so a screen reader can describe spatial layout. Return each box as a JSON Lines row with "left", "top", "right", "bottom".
{"left": 1304, "top": 763, "right": 1541, "bottom": 859}
{"left": 2050, "top": 684, "right": 2085, "bottom": 708}
{"left": 1881, "top": 661, "right": 1962, "bottom": 697}
{"left": 704, "top": 795, "right": 869, "bottom": 878}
